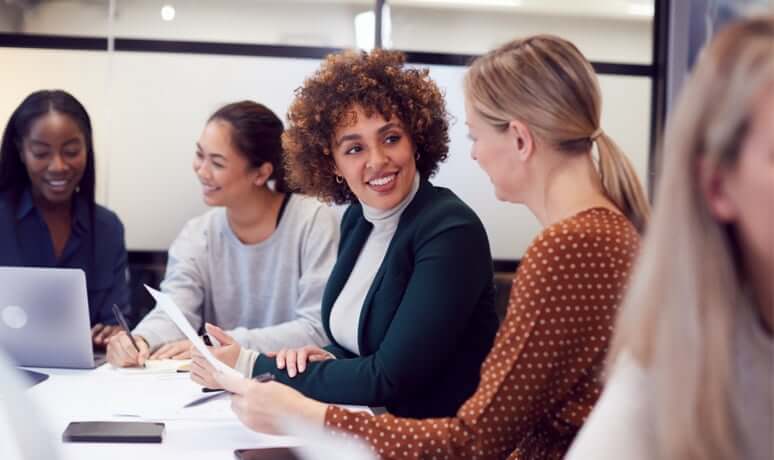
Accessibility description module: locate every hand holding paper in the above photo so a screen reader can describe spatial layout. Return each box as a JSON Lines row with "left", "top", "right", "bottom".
{"left": 144, "top": 285, "right": 241, "bottom": 379}
{"left": 215, "top": 369, "right": 328, "bottom": 435}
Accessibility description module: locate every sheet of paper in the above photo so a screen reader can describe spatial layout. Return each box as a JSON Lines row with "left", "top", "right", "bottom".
{"left": 114, "top": 359, "right": 190, "bottom": 375}
{"left": 115, "top": 396, "right": 237, "bottom": 422}
{"left": 144, "top": 285, "right": 241, "bottom": 378}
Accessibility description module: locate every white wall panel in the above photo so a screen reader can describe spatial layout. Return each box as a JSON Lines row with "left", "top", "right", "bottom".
{"left": 1, "top": 0, "right": 653, "bottom": 258}
{"left": 1, "top": 48, "right": 112, "bottom": 203}
{"left": 102, "top": 52, "right": 322, "bottom": 250}
{"left": 1, "top": 47, "right": 651, "bottom": 257}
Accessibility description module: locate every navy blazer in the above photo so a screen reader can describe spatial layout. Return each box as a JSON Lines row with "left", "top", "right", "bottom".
{"left": 0, "top": 189, "right": 131, "bottom": 325}
{"left": 252, "top": 179, "right": 499, "bottom": 418}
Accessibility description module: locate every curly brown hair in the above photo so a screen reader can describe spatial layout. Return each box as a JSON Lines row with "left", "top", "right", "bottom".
{"left": 282, "top": 49, "right": 450, "bottom": 204}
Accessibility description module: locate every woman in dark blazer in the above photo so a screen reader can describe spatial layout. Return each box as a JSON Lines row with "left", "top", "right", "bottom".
{"left": 191, "top": 49, "right": 499, "bottom": 419}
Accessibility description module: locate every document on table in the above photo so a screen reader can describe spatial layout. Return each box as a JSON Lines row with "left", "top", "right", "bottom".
{"left": 144, "top": 285, "right": 241, "bottom": 379}
{"left": 114, "top": 359, "right": 190, "bottom": 375}
{"left": 121, "top": 390, "right": 237, "bottom": 422}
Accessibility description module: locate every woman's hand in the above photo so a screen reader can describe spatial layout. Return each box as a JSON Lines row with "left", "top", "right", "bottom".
{"left": 150, "top": 339, "right": 192, "bottom": 359}
{"left": 106, "top": 332, "right": 150, "bottom": 367}
{"left": 91, "top": 324, "right": 123, "bottom": 347}
{"left": 190, "top": 323, "right": 241, "bottom": 389}
{"left": 266, "top": 346, "right": 335, "bottom": 378}
{"left": 190, "top": 348, "right": 221, "bottom": 389}
{"left": 215, "top": 369, "right": 328, "bottom": 434}
{"left": 203, "top": 323, "right": 242, "bottom": 368}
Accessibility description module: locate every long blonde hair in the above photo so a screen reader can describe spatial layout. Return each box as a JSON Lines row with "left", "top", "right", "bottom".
{"left": 609, "top": 16, "right": 774, "bottom": 460}
{"left": 464, "top": 35, "right": 649, "bottom": 232}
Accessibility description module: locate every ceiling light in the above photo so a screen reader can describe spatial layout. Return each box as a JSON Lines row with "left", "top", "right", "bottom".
{"left": 355, "top": 3, "right": 392, "bottom": 51}
{"left": 161, "top": 5, "right": 176, "bottom": 21}
{"left": 628, "top": 3, "right": 654, "bottom": 17}
{"left": 355, "top": 11, "right": 375, "bottom": 51}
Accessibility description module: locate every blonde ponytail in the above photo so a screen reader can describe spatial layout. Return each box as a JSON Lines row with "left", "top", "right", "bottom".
{"left": 595, "top": 132, "right": 650, "bottom": 233}
{"left": 465, "top": 35, "right": 649, "bottom": 231}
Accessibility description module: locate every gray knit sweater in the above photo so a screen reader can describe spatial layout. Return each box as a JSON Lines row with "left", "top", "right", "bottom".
{"left": 133, "top": 194, "right": 339, "bottom": 352}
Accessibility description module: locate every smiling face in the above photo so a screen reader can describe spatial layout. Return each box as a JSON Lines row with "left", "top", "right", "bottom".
{"left": 193, "top": 120, "right": 262, "bottom": 207}
{"left": 20, "top": 111, "right": 88, "bottom": 207}
{"left": 331, "top": 105, "right": 417, "bottom": 210}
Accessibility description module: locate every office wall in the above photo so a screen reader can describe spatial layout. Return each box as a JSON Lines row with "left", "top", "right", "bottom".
{"left": 102, "top": 52, "right": 321, "bottom": 252}
{"left": 0, "top": 3, "right": 20, "bottom": 31}
{"left": 16, "top": 0, "right": 369, "bottom": 47}
{"left": 0, "top": 1, "right": 653, "bottom": 259}
{"left": 0, "top": 49, "right": 112, "bottom": 201}
{"left": 16, "top": 1, "right": 652, "bottom": 63}
{"left": 390, "top": 6, "right": 652, "bottom": 63}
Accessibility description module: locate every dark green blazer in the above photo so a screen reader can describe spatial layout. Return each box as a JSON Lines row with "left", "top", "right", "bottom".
{"left": 252, "top": 179, "right": 498, "bottom": 418}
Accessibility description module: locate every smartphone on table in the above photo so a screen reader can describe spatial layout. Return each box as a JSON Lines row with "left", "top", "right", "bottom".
{"left": 233, "top": 447, "right": 300, "bottom": 460}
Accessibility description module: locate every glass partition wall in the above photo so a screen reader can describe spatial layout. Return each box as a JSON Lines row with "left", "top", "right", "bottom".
{"left": 1, "top": 0, "right": 657, "bottom": 263}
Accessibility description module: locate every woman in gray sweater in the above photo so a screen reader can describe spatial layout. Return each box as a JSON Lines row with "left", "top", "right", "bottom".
{"left": 107, "top": 101, "right": 339, "bottom": 367}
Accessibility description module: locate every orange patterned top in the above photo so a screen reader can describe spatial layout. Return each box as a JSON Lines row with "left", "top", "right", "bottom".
{"left": 325, "top": 207, "right": 640, "bottom": 460}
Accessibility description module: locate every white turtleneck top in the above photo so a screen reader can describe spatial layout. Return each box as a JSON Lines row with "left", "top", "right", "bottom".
{"left": 233, "top": 172, "right": 421, "bottom": 376}
{"left": 328, "top": 172, "right": 421, "bottom": 356}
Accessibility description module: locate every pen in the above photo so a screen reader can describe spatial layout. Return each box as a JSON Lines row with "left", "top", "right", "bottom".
{"left": 252, "top": 371, "right": 276, "bottom": 383}
{"left": 190, "top": 372, "right": 275, "bottom": 406}
{"left": 111, "top": 304, "right": 144, "bottom": 367}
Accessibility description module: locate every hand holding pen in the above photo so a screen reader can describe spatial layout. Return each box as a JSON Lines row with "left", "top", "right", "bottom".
{"left": 106, "top": 304, "right": 150, "bottom": 368}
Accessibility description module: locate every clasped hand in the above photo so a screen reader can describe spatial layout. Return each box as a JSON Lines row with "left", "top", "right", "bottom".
{"left": 266, "top": 345, "right": 335, "bottom": 378}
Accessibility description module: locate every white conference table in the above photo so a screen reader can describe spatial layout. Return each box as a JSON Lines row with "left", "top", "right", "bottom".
{"left": 25, "top": 364, "right": 307, "bottom": 460}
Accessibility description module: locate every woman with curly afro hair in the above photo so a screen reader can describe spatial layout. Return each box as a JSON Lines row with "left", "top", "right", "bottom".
{"left": 191, "top": 49, "right": 499, "bottom": 419}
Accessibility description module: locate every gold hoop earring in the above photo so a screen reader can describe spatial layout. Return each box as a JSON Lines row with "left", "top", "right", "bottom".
{"left": 335, "top": 175, "right": 344, "bottom": 184}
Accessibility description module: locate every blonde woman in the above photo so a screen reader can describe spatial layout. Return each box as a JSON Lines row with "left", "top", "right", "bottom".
{"left": 567, "top": 17, "right": 774, "bottom": 460}
{"left": 194, "top": 35, "right": 648, "bottom": 459}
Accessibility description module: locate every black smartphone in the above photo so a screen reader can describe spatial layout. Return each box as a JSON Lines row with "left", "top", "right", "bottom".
{"left": 63, "top": 421, "right": 165, "bottom": 443}
{"left": 233, "top": 447, "right": 300, "bottom": 460}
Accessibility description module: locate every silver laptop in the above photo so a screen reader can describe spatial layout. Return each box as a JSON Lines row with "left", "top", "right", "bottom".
{"left": 0, "top": 267, "right": 96, "bottom": 369}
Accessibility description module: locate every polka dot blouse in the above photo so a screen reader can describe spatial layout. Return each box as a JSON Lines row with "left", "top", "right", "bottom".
{"left": 325, "top": 207, "right": 641, "bottom": 460}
